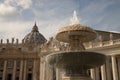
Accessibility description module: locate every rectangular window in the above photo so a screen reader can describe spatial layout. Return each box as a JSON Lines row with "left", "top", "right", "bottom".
{"left": 0, "top": 77, "right": 2, "bottom": 80}
{"left": 7, "top": 60, "right": 14, "bottom": 69}
{"left": 27, "top": 73, "right": 32, "bottom": 80}
{"left": 16, "top": 77, "right": 19, "bottom": 80}
{"left": 7, "top": 74, "right": 12, "bottom": 80}
{"left": 0, "top": 61, "right": 4, "bottom": 68}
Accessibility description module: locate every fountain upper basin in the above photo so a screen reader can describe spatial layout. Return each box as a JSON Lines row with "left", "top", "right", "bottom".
{"left": 46, "top": 51, "right": 106, "bottom": 69}
{"left": 56, "top": 24, "right": 97, "bottom": 43}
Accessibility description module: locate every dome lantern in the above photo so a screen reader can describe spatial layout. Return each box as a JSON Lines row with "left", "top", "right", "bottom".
{"left": 32, "top": 22, "right": 39, "bottom": 32}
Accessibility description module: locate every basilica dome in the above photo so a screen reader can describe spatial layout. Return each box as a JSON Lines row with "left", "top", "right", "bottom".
{"left": 23, "top": 23, "right": 47, "bottom": 45}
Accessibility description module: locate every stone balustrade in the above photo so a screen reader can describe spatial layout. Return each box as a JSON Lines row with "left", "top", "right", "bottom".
{"left": 41, "top": 39, "right": 120, "bottom": 53}
{"left": 85, "top": 39, "right": 120, "bottom": 49}
{"left": 1, "top": 38, "right": 119, "bottom": 54}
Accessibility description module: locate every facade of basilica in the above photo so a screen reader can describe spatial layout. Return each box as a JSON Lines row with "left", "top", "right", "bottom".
{"left": 0, "top": 22, "right": 120, "bottom": 80}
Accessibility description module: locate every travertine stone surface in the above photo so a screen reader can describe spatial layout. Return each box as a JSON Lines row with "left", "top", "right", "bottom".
{"left": 62, "top": 76, "right": 92, "bottom": 80}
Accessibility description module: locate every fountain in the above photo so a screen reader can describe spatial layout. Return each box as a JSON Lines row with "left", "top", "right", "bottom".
{"left": 46, "top": 10, "right": 106, "bottom": 80}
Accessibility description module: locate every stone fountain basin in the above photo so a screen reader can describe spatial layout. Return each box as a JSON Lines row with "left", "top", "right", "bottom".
{"left": 46, "top": 51, "right": 106, "bottom": 69}
{"left": 56, "top": 24, "right": 97, "bottom": 43}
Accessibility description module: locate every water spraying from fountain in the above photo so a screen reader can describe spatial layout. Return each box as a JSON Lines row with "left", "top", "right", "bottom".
{"left": 70, "top": 10, "right": 80, "bottom": 25}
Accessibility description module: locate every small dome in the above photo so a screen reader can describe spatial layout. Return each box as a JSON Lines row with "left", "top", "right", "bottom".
{"left": 23, "top": 22, "right": 47, "bottom": 44}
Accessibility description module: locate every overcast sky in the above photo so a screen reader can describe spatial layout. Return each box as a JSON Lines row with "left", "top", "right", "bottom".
{"left": 0, "top": 0, "right": 120, "bottom": 42}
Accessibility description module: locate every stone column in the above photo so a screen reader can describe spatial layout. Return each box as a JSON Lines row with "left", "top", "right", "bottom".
{"left": 39, "top": 59, "right": 41, "bottom": 80}
{"left": 23, "top": 60, "right": 27, "bottom": 80}
{"left": 45, "top": 62, "right": 49, "bottom": 80}
{"left": 19, "top": 60, "right": 23, "bottom": 80}
{"left": 101, "top": 65, "right": 106, "bottom": 80}
{"left": 2, "top": 60, "right": 7, "bottom": 80}
{"left": 43, "top": 61, "right": 46, "bottom": 80}
{"left": 48, "top": 65, "right": 54, "bottom": 80}
{"left": 40, "top": 62, "right": 43, "bottom": 80}
{"left": 56, "top": 68, "right": 60, "bottom": 80}
{"left": 40, "top": 58, "right": 45, "bottom": 80}
{"left": 36, "top": 60, "right": 40, "bottom": 80}
{"left": 105, "top": 56, "right": 112, "bottom": 80}
{"left": 95, "top": 67, "right": 100, "bottom": 80}
{"left": 12, "top": 60, "right": 17, "bottom": 80}
{"left": 117, "top": 58, "right": 120, "bottom": 79}
{"left": 33, "top": 60, "right": 37, "bottom": 80}
{"left": 111, "top": 56, "right": 118, "bottom": 80}
{"left": 90, "top": 69, "right": 95, "bottom": 80}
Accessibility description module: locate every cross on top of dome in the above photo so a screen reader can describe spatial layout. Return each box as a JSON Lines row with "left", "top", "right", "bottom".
{"left": 32, "top": 22, "right": 39, "bottom": 32}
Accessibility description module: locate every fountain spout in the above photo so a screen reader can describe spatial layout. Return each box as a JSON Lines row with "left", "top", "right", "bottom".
{"left": 70, "top": 10, "right": 80, "bottom": 25}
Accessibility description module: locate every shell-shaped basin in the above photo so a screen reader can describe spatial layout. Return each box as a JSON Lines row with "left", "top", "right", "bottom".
{"left": 46, "top": 51, "right": 106, "bottom": 69}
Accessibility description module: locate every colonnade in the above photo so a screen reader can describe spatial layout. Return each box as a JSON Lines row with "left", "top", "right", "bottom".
{"left": 90, "top": 56, "right": 119, "bottom": 80}
{"left": 1, "top": 59, "right": 40, "bottom": 80}
{"left": 0, "top": 55, "right": 120, "bottom": 80}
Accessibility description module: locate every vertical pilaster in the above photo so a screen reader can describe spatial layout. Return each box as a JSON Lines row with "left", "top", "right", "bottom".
{"left": 23, "top": 60, "right": 27, "bottom": 80}
{"left": 19, "top": 60, "right": 23, "bottom": 80}
{"left": 40, "top": 62, "right": 43, "bottom": 80}
{"left": 36, "top": 60, "right": 40, "bottom": 80}
{"left": 117, "top": 58, "right": 120, "bottom": 79}
{"left": 33, "top": 60, "right": 37, "bottom": 80}
{"left": 111, "top": 56, "right": 118, "bottom": 80}
{"left": 45, "top": 62, "right": 49, "bottom": 80}
{"left": 43, "top": 61, "right": 46, "bottom": 80}
{"left": 12, "top": 60, "right": 17, "bottom": 80}
{"left": 2, "top": 60, "right": 7, "bottom": 80}
{"left": 101, "top": 65, "right": 106, "bottom": 80}
{"left": 90, "top": 69, "right": 95, "bottom": 80}
{"left": 40, "top": 58, "right": 45, "bottom": 80}
{"left": 39, "top": 59, "right": 42, "bottom": 80}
